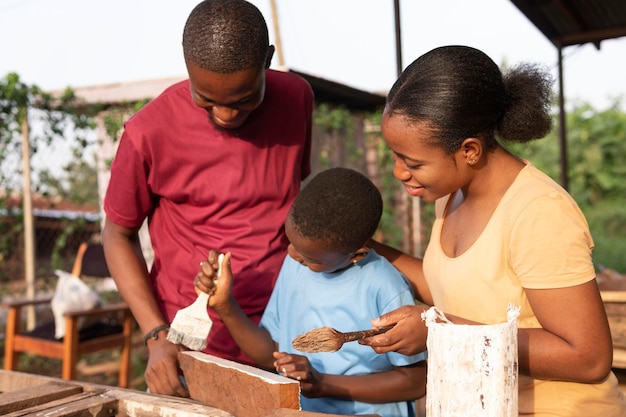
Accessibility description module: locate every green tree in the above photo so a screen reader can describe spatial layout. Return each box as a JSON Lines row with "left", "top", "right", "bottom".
{"left": 506, "top": 97, "right": 626, "bottom": 271}
{"left": 0, "top": 73, "right": 101, "bottom": 273}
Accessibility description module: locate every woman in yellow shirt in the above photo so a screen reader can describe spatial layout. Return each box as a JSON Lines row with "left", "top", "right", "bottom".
{"left": 362, "top": 45, "right": 626, "bottom": 416}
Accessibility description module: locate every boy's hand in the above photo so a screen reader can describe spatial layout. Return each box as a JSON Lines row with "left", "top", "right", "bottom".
{"left": 273, "top": 351, "right": 324, "bottom": 398}
{"left": 195, "top": 250, "right": 233, "bottom": 312}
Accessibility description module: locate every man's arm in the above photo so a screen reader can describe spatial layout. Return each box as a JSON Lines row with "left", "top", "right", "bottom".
{"left": 102, "top": 220, "right": 189, "bottom": 397}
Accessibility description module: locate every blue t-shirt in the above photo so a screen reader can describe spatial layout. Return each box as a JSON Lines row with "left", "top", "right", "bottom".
{"left": 260, "top": 249, "right": 425, "bottom": 417}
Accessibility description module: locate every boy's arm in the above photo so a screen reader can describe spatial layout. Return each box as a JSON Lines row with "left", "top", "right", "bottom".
{"left": 319, "top": 362, "right": 426, "bottom": 403}
{"left": 274, "top": 352, "right": 426, "bottom": 403}
{"left": 197, "top": 251, "right": 277, "bottom": 370}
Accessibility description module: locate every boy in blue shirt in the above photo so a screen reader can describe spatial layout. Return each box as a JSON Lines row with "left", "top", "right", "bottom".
{"left": 196, "top": 167, "right": 426, "bottom": 416}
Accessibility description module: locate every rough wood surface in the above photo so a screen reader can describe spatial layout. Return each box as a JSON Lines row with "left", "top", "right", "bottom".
{"left": 2, "top": 388, "right": 117, "bottom": 417}
{"left": 180, "top": 351, "right": 300, "bottom": 417}
{"left": 0, "top": 370, "right": 234, "bottom": 417}
{"left": 602, "top": 292, "right": 626, "bottom": 368}
{"left": 0, "top": 381, "right": 82, "bottom": 414}
{"left": 103, "top": 388, "right": 234, "bottom": 417}
{"left": 264, "top": 408, "right": 380, "bottom": 417}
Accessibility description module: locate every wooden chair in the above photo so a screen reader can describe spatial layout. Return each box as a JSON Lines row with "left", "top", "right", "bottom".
{"left": 2, "top": 242, "right": 134, "bottom": 387}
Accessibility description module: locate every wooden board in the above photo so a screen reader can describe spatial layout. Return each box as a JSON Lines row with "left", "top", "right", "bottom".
{"left": 180, "top": 352, "right": 300, "bottom": 417}
{"left": 0, "top": 367, "right": 380, "bottom": 416}
{"left": 601, "top": 291, "right": 626, "bottom": 303}
{"left": 601, "top": 291, "right": 626, "bottom": 369}
{"left": 2, "top": 387, "right": 117, "bottom": 417}
{"left": 0, "top": 370, "right": 233, "bottom": 417}
{"left": 0, "top": 381, "right": 82, "bottom": 414}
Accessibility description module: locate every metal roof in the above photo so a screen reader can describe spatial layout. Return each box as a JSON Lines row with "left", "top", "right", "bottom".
{"left": 290, "top": 70, "right": 386, "bottom": 111}
{"left": 56, "top": 70, "right": 385, "bottom": 113}
{"left": 511, "top": 0, "right": 626, "bottom": 190}
{"left": 512, "top": 0, "right": 626, "bottom": 48}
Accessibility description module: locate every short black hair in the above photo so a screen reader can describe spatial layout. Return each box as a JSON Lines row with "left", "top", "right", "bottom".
{"left": 288, "top": 168, "right": 383, "bottom": 253}
{"left": 182, "top": 0, "right": 270, "bottom": 73}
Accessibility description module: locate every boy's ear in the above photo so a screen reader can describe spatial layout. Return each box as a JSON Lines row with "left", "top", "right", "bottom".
{"left": 351, "top": 248, "right": 370, "bottom": 264}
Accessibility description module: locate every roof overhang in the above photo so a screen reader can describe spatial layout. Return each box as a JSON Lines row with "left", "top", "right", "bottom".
{"left": 49, "top": 69, "right": 386, "bottom": 113}
{"left": 512, "top": 0, "right": 626, "bottom": 48}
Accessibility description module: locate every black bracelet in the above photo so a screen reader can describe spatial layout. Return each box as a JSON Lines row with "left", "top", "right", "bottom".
{"left": 143, "top": 324, "right": 170, "bottom": 345}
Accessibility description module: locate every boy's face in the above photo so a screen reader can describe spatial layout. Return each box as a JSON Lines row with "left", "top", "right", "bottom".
{"left": 186, "top": 61, "right": 266, "bottom": 130}
{"left": 285, "top": 218, "right": 355, "bottom": 274}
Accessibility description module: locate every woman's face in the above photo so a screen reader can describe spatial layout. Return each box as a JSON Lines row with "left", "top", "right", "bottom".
{"left": 381, "top": 111, "right": 467, "bottom": 203}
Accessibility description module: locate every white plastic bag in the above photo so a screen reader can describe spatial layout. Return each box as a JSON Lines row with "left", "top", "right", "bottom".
{"left": 422, "top": 303, "right": 520, "bottom": 417}
{"left": 51, "top": 270, "right": 102, "bottom": 339}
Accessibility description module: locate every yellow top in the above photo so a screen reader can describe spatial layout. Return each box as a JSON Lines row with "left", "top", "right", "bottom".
{"left": 424, "top": 163, "right": 626, "bottom": 416}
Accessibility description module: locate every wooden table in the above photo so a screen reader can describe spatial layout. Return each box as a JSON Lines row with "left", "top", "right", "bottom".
{"left": 0, "top": 369, "right": 234, "bottom": 417}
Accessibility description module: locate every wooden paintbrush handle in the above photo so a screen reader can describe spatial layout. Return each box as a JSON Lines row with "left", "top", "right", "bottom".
{"left": 342, "top": 325, "right": 394, "bottom": 343}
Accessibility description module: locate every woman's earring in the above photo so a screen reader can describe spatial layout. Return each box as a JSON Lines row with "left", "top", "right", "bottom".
{"left": 352, "top": 259, "right": 358, "bottom": 265}
{"left": 468, "top": 159, "right": 476, "bottom": 165}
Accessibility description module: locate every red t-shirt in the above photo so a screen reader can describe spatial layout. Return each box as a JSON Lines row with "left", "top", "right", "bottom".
{"left": 104, "top": 69, "right": 313, "bottom": 364}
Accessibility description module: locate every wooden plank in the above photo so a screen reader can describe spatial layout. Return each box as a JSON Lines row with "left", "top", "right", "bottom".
{"left": 3, "top": 389, "right": 116, "bottom": 417}
{"left": 180, "top": 352, "right": 300, "bottom": 417}
{"left": 265, "top": 409, "right": 380, "bottom": 417}
{"left": 105, "top": 389, "right": 235, "bottom": 417}
{"left": 613, "top": 348, "right": 626, "bottom": 369}
{"left": 601, "top": 291, "right": 626, "bottom": 303}
{"left": 0, "top": 370, "right": 61, "bottom": 394}
{"left": 0, "top": 371, "right": 234, "bottom": 417}
{"left": 0, "top": 382, "right": 82, "bottom": 414}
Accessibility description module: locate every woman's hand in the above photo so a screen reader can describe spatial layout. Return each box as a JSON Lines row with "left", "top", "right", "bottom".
{"left": 359, "top": 304, "right": 429, "bottom": 356}
{"left": 273, "top": 351, "right": 325, "bottom": 398}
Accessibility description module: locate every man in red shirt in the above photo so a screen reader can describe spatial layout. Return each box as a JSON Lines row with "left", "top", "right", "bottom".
{"left": 102, "top": 0, "right": 313, "bottom": 397}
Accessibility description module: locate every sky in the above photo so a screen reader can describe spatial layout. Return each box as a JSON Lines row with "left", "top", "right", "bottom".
{"left": 1, "top": 0, "right": 625, "bottom": 111}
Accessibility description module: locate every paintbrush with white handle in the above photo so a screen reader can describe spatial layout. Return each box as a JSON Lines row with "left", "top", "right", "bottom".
{"left": 166, "top": 253, "right": 224, "bottom": 351}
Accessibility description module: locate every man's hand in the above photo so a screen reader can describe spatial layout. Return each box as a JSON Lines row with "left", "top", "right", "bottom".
{"left": 144, "top": 338, "right": 189, "bottom": 397}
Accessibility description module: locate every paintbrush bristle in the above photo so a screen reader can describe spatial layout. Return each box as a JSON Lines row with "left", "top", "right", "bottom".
{"left": 166, "top": 326, "right": 208, "bottom": 351}
{"left": 166, "top": 292, "right": 212, "bottom": 351}
{"left": 291, "top": 326, "right": 344, "bottom": 353}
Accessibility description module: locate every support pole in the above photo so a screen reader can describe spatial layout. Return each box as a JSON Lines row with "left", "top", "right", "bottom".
{"left": 20, "top": 111, "right": 36, "bottom": 330}
{"left": 393, "top": 0, "right": 422, "bottom": 255}
{"left": 269, "top": 0, "right": 285, "bottom": 67}
{"left": 557, "top": 46, "right": 568, "bottom": 190}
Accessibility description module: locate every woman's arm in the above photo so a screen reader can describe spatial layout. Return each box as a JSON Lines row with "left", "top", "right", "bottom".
{"left": 519, "top": 279, "right": 613, "bottom": 383}
{"left": 368, "top": 239, "right": 432, "bottom": 305}
{"left": 363, "top": 279, "right": 613, "bottom": 383}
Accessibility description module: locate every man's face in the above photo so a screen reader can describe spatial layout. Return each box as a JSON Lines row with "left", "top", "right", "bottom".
{"left": 186, "top": 61, "right": 266, "bottom": 130}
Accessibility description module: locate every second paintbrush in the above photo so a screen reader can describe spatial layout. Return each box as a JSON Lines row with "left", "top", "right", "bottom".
{"left": 292, "top": 325, "right": 394, "bottom": 353}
